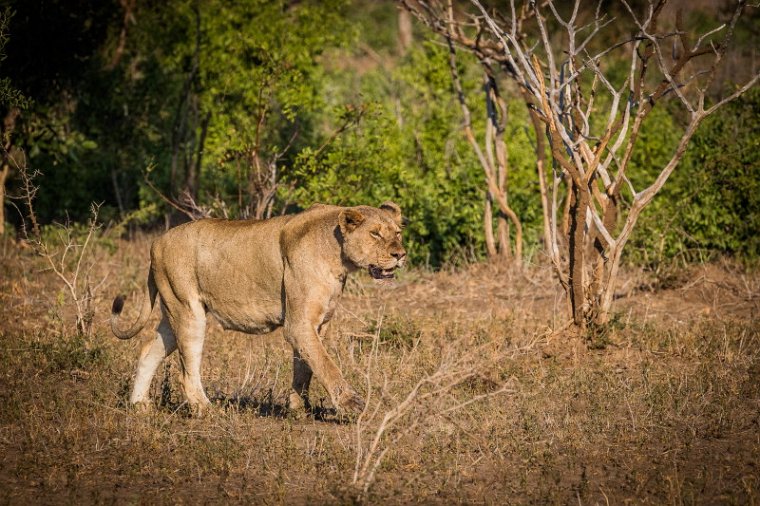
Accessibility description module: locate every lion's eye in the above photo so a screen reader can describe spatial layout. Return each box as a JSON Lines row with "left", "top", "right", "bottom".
{"left": 370, "top": 231, "right": 383, "bottom": 240}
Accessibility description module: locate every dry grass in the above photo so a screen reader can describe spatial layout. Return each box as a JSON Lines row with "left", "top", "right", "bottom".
{"left": 1, "top": 231, "right": 759, "bottom": 504}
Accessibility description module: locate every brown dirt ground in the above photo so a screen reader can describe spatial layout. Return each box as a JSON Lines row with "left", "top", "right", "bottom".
{"left": 1, "top": 235, "right": 758, "bottom": 504}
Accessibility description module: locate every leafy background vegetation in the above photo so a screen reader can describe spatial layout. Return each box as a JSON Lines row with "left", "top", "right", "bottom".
{"left": 1, "top": 0, "right": 757, "bottom": 267}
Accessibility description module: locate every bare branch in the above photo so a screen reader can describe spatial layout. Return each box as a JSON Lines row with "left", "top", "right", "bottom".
{"left": 705, "top": 72, "right": 760, "bottom": 115}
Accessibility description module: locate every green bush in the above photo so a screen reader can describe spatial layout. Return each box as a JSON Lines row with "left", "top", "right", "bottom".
{"left": 7, "top": 0, "right": 755, "bottom": 269}
{"left": 290, "top": 42, "right": 546, "bottom": 266}
{"left": 628, "top": 88, "right": 760, "bottom": 266}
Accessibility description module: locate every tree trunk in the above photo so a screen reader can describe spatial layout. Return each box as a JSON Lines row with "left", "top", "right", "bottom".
{"left": 494, "top": 100, "right": 511, "bottom": 260}
{"left": 187, "top": 110, "right": 210, "bottom": 200}
{"left": 535, "top": 144, "right": 551, "bottom": 252}
{"left": 497, "top": 214, "right": 510, "bottom": 259}
{"left": 105, "top": 0, "right": 136, "bottom": 71}
{"left": 110, "top": 168, "right": 125, "bottom": 216}
{"left": 1, "top": 108, "right": 21, "bottom": 236}
{"left": 568, "top": 180, "right": 589, "bottom": 327}
{"left": 588, "top": 191, "right": 618, "bottom": 321}
{"left": 520, "top": 89, "right": 552, "bottom": 253}
{"left": 484, "top": 193, "right": 497, "bottom": 258}
{"left": 0, "top": 164, "right": 8, "bottom": 235}
{"left": 398, "top": 8, "right": 413, "bottom": 55}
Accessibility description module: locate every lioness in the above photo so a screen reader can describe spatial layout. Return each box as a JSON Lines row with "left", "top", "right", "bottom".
{"left": 111, "top": 202, "right": 406, "bottom": 415}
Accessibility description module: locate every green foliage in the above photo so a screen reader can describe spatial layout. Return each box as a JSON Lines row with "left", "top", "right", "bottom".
{"left": 289, "top": 43, "right": 483, "bottom": 265}
{"left": 196, "top": 0, "right": 352, "bottom": 210}
{"left": 628, "top": 88, "right": 760, "bottom": 265}
{"left": 4, "top": 0, "right": 757, "bottom": 268}
{"left": 0, "top": 76, "right": 28, "bottom": 110}
{"left": 678, "top": 88, "right": 760, "bottom": 259}
{"left": 290, "top": 42, "right": 545, "bottom": 266}
{"left": 21, "top": 106, "right": 103, "bottom": 221}
{"left": 0, "top": 7, "right": 28, "bottom": 110}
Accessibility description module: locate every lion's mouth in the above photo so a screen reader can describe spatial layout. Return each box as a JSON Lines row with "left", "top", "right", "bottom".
{"left": 368, "top": 265, "right": 396, "bottom": 280}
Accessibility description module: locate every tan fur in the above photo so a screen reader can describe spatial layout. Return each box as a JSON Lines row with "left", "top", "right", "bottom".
{"left": 111, "top": 202, "right": 406, "bottom": 414}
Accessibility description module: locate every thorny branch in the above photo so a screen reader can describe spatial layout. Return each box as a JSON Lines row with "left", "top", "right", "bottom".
{"left": 11, "top": 159, "right": 107, "bottom": 337}
{"left": 351, "top": 315, "right": 512, "bottom": 498}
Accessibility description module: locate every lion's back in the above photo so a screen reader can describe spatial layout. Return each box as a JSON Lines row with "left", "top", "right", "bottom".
{"left": 149, "top": 216, "right": 290, "bottom": 293}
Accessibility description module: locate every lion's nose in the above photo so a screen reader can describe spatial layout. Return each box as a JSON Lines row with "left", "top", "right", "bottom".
{"left": 392, "top": 249, "right": 406, "bottom": 261}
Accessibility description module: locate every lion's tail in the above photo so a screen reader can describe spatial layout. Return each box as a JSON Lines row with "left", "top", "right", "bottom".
{"left": 111, "top": 267, "right": 158, "bottom": 340}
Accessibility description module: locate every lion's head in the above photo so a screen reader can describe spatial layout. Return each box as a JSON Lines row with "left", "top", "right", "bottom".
{"left": 338, "top": 201, "right": 406, "bottom": 280}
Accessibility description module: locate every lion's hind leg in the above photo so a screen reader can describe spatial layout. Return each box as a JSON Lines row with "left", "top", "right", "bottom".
{"left": 170, "top": 302, "right": 211, "bottom": 414}
{"left": 130, "top": 315, "right": 177, "bottom": 407}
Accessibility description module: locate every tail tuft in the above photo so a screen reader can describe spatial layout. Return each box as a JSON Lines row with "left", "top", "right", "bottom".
{"left": 112, "top": 295, "right": 125, "bottom": 315}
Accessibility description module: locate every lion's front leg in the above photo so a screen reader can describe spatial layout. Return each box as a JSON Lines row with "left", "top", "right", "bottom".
{"left": 288, "top": 349, "right": 312, "bottom": 414}
{"left": 282, "top": 264, "right": 365, "bottom": 416}
{"left": 284, "top": 317, "right": 365, "bottom": 415}
{"left": 283, "top": 288, "right": 364, "bottom": 416}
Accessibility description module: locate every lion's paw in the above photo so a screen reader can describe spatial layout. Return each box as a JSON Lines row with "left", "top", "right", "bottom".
{"left": 287, "top": 392, "right": 311, "bottom": 419}
{"left": 128, "top": 400, "right": 155, "bottom": 414}
{"left": 336, "top": 387, "right": 366, "bottom": 416}
{"left": 188, "top": 400, "right": 217, "bottom": 419}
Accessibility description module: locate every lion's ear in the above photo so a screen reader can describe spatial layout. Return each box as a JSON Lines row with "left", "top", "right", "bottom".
{"left": 339, "top": 208, "right": 365, "bottom": 234}
{"left": 379, "top": 201, "right": 403, "bottom": 226}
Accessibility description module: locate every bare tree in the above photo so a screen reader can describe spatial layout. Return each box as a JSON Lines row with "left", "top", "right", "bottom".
{"left": 104, "top": 0, "right": 136, "bottom": 71}
{"left": 402, "top": 0, "right": 759, "bottom": 328}
{"left": 403, "top": 0, "right": 556, "bottom": 265}
{"left": 39, "top": 203, "right": 105, "bottom": 338}
{"left": 446, "top": 33, "right": 523, "bottom": 263}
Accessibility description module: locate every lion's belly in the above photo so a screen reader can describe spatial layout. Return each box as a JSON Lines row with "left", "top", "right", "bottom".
{"left": 199, "top": 265, "right": 285, "bottom": 335}
{"left": 193, "top": 225, "right": 286, "bottom": 334}
{"left": 207, "top": 300, "right": 284, "bottom": 334}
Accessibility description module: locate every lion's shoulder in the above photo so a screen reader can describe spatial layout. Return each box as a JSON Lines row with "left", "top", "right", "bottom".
{"left": 279, "top": 205, "right": 343, "bottom": 253}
